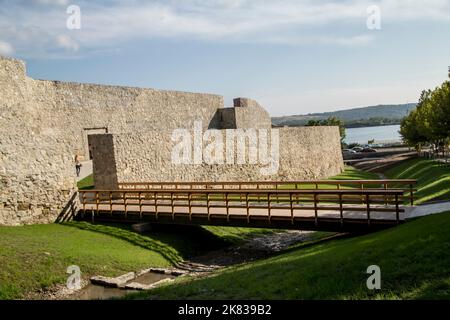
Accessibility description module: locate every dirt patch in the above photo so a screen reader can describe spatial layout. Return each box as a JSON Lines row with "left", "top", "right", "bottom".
{"left": 24, "top": 279, "right": 90, "bottom": 300}
{"left": 176, "top": 230, "right": 314, "bottom": 271}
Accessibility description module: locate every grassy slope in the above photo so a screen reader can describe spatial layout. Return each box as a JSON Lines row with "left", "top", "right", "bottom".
{"left": 385, "top": 158, "right": 450, "bottom": 204}
{"left": 0, "top": 222, "right": 170, "bottom": 299}
{"left": 0, "top": 222, "right": 273, "bottom": 299}
{"left": 132, "top": 211, "right": 450, "bottom": 300}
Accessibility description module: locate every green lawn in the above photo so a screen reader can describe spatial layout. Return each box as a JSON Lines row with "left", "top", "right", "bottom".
{"left": 77, "top": 174, "right": 94, "bottom": 190}
{"left": 385, "top": 158, "right": 450, "bottom": 204}
{"left": 129, "top": 211, "right": 450, "bottom": 300}
{"left": 0, "top": 222, "right": 275, "bottom": 299}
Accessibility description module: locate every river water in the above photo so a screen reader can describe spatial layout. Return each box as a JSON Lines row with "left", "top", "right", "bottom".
{"left": 344, "top": 124, "right": 401, "bottom": 145}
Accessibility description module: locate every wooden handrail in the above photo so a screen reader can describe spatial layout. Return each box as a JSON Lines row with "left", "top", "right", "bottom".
{"left": 118, "top": 179, "right": 417, "bottom": 185}
{"left": 80, "top": 188, "right": 405, "bottom": 195}
{"left": 117, "top": 179, "right": 417, "bottom": 205}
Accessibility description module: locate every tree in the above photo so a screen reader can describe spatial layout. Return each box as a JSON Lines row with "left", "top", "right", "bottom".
{"left": 400, "top": 83, "right": 450, "bottom": 154}
{"left": 400, "top": 109, "right": 427, "bottom": 150}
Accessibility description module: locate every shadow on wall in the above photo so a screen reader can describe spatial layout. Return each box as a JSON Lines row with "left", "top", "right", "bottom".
{"left": 208, "top": 108, "right": 237, "bottom": 129}
{"left": 55, "top": 191, "right": 79, "bottom": 223}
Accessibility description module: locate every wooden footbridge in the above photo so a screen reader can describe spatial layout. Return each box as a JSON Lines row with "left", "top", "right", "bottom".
{"left": 77, "top": 179, "right": 416, "bottom": 232}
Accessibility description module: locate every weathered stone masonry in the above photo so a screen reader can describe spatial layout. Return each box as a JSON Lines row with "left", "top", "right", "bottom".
{"left": 90, "top": 126, "right": 343, "bottom": 189}
{"left": 1, "top": 56, "right": 343, "bottom": 225}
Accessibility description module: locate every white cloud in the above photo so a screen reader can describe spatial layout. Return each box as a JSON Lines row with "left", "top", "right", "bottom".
{"left": 55, "top": 34, "right": 79, "bottom": 51}
{"left": 0, "top": 40, "right": 14, "bottom": 56}
{"left": 32, "top": 0, "right": 69, "bottom": 6}
{"left": 1, "top": 0, "right": 449, "bottom": 58}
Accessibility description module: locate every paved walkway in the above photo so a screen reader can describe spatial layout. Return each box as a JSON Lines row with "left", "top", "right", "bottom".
{"left": 405, "top": 201, "right": 450, "bottom": 219}
{"left": 76, "top": 160, "right": 93, "bottom": 181}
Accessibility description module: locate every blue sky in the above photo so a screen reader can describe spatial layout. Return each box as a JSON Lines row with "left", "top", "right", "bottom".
{"left": 1, "top": 0, "right": 449, "bottom": 116}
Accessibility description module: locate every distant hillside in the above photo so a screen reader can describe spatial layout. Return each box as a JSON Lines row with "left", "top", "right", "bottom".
{"left": 272, "top": 103, "right": 417, "bottom": 127}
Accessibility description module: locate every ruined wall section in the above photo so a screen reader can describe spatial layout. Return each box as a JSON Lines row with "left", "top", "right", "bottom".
{"left": 216, "top": 98, "right": 272, "bottom": 130}
{"left": 233, "top": 98, "right": 272, "bottom": 129}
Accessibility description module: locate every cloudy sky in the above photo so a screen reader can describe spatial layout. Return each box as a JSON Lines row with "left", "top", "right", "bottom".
{"left": 1, "top": 0, "right": 449, "bottom": 116}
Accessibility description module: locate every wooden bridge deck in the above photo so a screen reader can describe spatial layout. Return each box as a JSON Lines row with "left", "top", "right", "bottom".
{"left": 77, "top": 179, "right": 417, "bottom": 232}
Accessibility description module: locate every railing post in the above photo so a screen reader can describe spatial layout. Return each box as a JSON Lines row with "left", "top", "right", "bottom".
{"left": 361, "top": 183, "right": 364, "bottom": 203}
{"left": 154, "top": 192, "right": 158, "bottom": 220}
{"left": 246, "top": 193, "right": 250, "bottom": 223}
{"left": 395, "top": 194, "right": 400, "bottom": 224}
{"left": 290, "top": 193, "right": 294, "bottom": 225}
{"left": 268, "top": 193, "right": 272, "bottom": 223}
{"left": 226, "top": 192, "right": 230, "bottom": 222}
{"left": 366, "top": 194, "right": 370, "bottom": 227}
{"left": 409, "top": 184, "right": 414, "bottom": 206}
{"left": 207, "top": 193, "right": 210, "bottom": 222}
{"left": 171, "top": 192, "right": 175, "bottom": 221}
{"left": 339, "top": 193, "right": 343, "bottom": 226}
{"left": 82, "top": 192, "right": 86, "bottom": 219}
{"left": 314, "top": 193, "right": 318, "bottom": 226}
{"left": 109, "top": 191, "right": 113, "bottom": 216}
{"left": 275, "top": 184, "right": 279, "bottom": 203}
{"left": 123, "top": 191, "right": 127, "bottom": 219}
{"left": 139, "top": 191, "right": 142, "bottom": 219}
{"left": 384, "top": 183, "right": 388, "bottom": 206}
{"left": 94, "top": 191, "right": 99, "bottom": 223}
{"left": 188, "top": 193, "right": 192, "bottom": 221}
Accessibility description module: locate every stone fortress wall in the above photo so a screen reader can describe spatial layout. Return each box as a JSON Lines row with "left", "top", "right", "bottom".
{"left": 90, "top": 126, "right": 343, "bottom": 189}
{"left": 0, "top": 56, "right": 344, "bottom": 225}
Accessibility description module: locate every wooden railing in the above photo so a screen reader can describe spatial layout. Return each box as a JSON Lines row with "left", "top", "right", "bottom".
{"left": 79, "top": 188, "right": 406, "bottom": 227}
{"left": 118, "top": 180, "right": 417, "bottom": 205}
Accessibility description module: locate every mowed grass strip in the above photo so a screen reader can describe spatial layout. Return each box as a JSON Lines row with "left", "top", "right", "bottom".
{"left": 129, "top": 211, "right": 450, "bottom": 300}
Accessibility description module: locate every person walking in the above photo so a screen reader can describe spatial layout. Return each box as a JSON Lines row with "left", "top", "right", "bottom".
{"left": 75, "top": 154, "right": 82, "bottom": 177}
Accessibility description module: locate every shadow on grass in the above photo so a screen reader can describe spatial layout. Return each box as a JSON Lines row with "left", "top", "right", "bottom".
{"left": 62, "top": 222, "right": 232, "bottom": 264}
{"left": 386, "top": 159, "right": 450, "bottom": 203}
